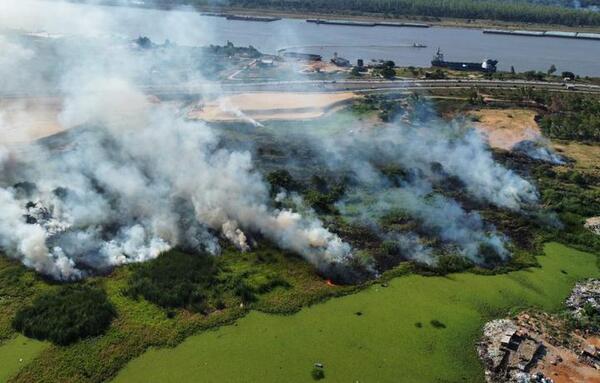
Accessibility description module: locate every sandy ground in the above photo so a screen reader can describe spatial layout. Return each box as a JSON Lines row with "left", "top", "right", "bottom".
{"left": 538, "top": 345, "right": 600, "bottom": 383}
{"left": 188, "top": 92, "right": 356, "bottom": 122}
{"left": 301, "top": 61, "right": 345, "bottom": 74}
{"left": 0, "top": 98, "right": 64, "bottom": 145}
{"left": 469, "top": 108, "right": 540, "bottom": 150}
{"left": 553, "top": 142, "right": 600, "bottom": 170}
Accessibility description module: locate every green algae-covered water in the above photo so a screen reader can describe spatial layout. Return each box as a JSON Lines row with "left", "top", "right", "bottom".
{"left": 112, "top": 243, "right": 600, "bottom": 383}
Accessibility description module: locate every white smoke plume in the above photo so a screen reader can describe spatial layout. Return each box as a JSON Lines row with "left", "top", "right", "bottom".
{"left": 511, "top": 129, "right": 565, "bottom": 165}
{"left": 319, "top": 118, "right": 539, "bottom": 211}
{"left": 303, "top": 107, "right": 538, "bottom": 265}
{"left": 0, "top": 0, "right": 354, "bottom": 280}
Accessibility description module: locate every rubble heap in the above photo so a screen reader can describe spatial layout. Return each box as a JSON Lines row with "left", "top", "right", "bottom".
{"left": 478, "top": 318, "right": 547, "bottom": 382}
{"left": 479, "top": 280, "right": 600, "bottom": 382}
{"left": 584, "top": 217, "right": 600, "bottom": 235}
{"left": 566, "top": 279, "right": 600, "bottom": 319}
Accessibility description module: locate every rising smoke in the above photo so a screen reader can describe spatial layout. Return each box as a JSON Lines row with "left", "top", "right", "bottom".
{"left": 0, "top": 1, "right": 542, "bottom": 280}
{"left": 0, "top": 0, "right": 353, "bottom": 280}
{"left": 295, "top": 103, "right": 538, "bottom": 266}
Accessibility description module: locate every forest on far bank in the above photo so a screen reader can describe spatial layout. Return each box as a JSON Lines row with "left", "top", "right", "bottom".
{"left": 153, "top": 0, "right": 600, "bottom": 27}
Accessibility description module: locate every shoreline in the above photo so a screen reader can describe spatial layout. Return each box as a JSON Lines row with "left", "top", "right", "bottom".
{"left": 52, "top": 0, "right": 600, "bottom": 33}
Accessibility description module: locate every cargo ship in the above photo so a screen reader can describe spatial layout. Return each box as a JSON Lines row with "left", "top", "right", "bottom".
{"left": 431, "top": 49, "right": 497, "bottom": 72}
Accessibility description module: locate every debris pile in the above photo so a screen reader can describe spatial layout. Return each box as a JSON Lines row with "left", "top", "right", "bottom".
{"left": 479, "top": 280, "right": 600, "bottom": 382}
{"left": 584, "top": 217, "right": 600, "bottom": 235}
{"left": 566, "top": 279, "right": 600, "bottom": 319}
{"left": 478, "top": 318, "right": 547, "bottom": 382}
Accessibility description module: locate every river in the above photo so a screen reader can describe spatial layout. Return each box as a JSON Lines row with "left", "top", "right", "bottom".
{"left": 1, "top": 0, "right": 599, "bottom": 76}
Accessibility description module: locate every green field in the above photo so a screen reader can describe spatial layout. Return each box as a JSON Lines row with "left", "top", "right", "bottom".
{"left": 0, "top": 335, "right": 47, "bottom": 382}
{"left": 112, "top": 243, "right": 599, "bottom": 383}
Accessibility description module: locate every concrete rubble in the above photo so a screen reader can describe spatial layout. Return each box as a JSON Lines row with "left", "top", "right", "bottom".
{"left": 478, "top": 319, "right": 548, "bottom": 382}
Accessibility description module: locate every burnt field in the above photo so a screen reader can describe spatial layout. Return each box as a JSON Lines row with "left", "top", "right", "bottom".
{"left": 212, "top": 93, "right": 599, "bottom": 280}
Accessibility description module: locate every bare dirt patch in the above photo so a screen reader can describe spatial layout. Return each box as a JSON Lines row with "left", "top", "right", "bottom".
{"left": 469, "top": 108, "right": 540, "bottom": 150}
{"left": 0, "top": 98, "right": 64, "bottom": 144}
{"left": 188, "top": 92, "right": 356, "bottom": 122}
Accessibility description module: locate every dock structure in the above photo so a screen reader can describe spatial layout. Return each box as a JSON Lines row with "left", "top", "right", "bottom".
{"left": 226, "top": 15, "right": 281, "bottom": 22}
{"left": 484, "top": 28, "right": 600, "bottom": 40}
{"left": 307, "top": 19, "right": 376, "bottom": 27}
{"left": 281, "top": 51, "right": 322, "bottom": 61}
{"left": 375, "top": 22, "right": 430, "bottom": 28}
{"left": 306, "top": 19, "right": 429, "bottom": 28}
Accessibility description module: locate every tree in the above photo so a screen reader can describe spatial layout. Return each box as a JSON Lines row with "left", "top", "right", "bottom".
{"left": 547, "top": 64, "right": 557, "bottom": 75}
{"left": 266, "top": 169, "right": 299, "bottom": 195}
{"left": 126, "top": 251, "right": 218, "bottom": 311}
{"left": 13, "top": 285, "right": 116, "bottom": 345}
{"left": 510, "top": 66, "right": 516, "bottom": 74}
{"left": 381, "top": 66, "right": 396, "bottom": 79}
{"left": 562, "top": 71, "right": 575, "bottom": 80}
{"left": 350, "top": 66, "right": 362, "bottom": 76}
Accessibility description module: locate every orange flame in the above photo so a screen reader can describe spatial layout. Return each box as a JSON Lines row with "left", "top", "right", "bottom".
{"left": 325, "top": 279, "right": 336, "bottom": 287}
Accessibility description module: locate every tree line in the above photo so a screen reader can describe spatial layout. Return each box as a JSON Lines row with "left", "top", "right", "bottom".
{"left": 539, "top": 93, "right": 600, "bottom": 142}
{"left": 175, "top": 0, "right": 600, "bottom": 26}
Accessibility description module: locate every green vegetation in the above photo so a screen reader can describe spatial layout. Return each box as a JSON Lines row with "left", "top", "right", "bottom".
{"left": 3, "top": 244, "right": 356, "bottom": 383}
{"left": 186, "top": 0, "right": 600, "bottom": 26}
{"left": 539, "top": 93, "right": 600, "bottom": 142}
{"left": 0, "top": 336, "right": 47, "bottom": 383}
{"left": 310, "top": 367, "right": 325, "bottom": 380}
{"left": 126, "top": 251, "right": 219, "bottom": 312}
{"left": 0, "top": 258, "right": 51, "bottom": 342}
{"left": 350, "top": 93, "right": 404, "bottom": 121}
{"left": 112, "top": 243, "right": 599, "bottom": 383}
{"left": 3, "top": 91, "right": 600, "bottom": 382}
{"left": 12, "top": 285, "right": 116, "bottom": 346}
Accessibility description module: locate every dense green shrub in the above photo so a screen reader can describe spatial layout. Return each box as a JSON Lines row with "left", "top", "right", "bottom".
{"left": 311, "top": 367, "right": 325, "bottom": 380}
{"left": 12, "top": 285, "right": 116, "bottom": 345}
{"left": 539, "top": 94, "right": 600, "bottom": 142}
{"left": 266, "top": 169, "right": 300, "bottom": 194}
{"left": 126, "top": 251, "right": 218, "bottom": 312}
{"left": 301, "top": 175, "right": 347, "bottom": 213}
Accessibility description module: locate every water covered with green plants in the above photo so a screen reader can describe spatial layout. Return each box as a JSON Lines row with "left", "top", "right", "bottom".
{"left": 113, "top": 243, "right": 599, "bottom": 383}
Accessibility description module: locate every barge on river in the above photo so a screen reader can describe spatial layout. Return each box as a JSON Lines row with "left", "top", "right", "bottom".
{"left": 431, "top": 48, "right": 497, "bottom": 73}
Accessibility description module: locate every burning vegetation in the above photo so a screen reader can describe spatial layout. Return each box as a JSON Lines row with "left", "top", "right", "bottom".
{"left": 1, "top": 4, "right": 600, "bottom": 383}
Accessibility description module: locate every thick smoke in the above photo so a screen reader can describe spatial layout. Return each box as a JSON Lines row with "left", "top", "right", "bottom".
{"left": 301, "top": 106, "right": 537, "bottom": 265}
{"left": 0, "top": 1, "right": 353, "bottom": 279}
{"left": 319, "top": 117, "right": 539, "bottom": 211}
{"left": 339, "top": 185, "right": 509, "bottom": 265}
{"left": 0, "top": 1, "right": 541, "bottom": 279}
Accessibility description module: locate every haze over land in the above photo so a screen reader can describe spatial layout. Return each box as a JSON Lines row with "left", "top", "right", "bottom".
{"left": 0, "top": 1, "right": 600, "bottom": 383}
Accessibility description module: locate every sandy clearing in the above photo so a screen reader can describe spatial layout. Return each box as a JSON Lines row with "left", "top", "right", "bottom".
{"left": 538, "top": 346, "right": 600, "bottom": 383}
{"left": 0, "top": 98, "right": 64, "bottom": 145}
{"left": 469, "top": 108, "right": 540, "bottom": 150}
{"left": 553, "top": 142, "right": 600, "bottom": 170}
{"left": 188, "top": 92, "right": 356, "bottom": 122}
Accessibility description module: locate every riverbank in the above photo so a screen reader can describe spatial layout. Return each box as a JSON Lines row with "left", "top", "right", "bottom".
{"left": 54, "top": 0, "right": 600, "bottom": 33}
